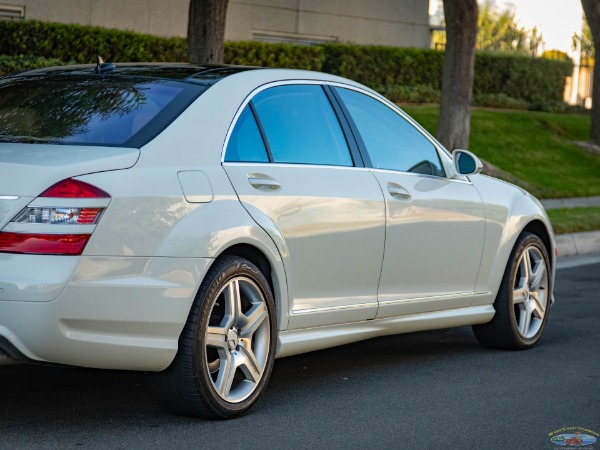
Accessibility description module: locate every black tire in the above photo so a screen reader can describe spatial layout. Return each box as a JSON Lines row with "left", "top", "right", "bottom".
{"left": 147, "top": 255, "right": 277, "bottom": 419}
{"left": 473, "top": 232, "right": 551, "bottom": 350}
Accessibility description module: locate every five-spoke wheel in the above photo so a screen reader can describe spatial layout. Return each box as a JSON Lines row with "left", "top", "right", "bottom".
{"left": 205, "top": 276, "right": 271, "bottom": 403}
{"left": 148, "top": 256, "right": 276, "bottom": 419}
{"left": 473, "top": 232, "right": 551, "bottom": 349}
{"left": 512, "top": 245, "right": 548, "bottom": 340}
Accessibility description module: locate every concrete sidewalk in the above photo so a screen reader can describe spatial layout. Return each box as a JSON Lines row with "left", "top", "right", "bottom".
{"left": 540, "top": 196, "right": 600, "bottom": 256}
{"left": 541, "top": 196, "right": 600, "bottom": 210}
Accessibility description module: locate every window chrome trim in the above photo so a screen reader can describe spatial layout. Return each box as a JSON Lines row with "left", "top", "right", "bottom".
{"left": 221, "top": 79, "right": 354, "bottom": 164}
{"left": 324, "top": 81, "right": 470, "bottom": 182}
{"left": 368, "top": 167, "right": 473, "bottom": 184}
{"left": 222, "top": 161, "right": 371, "bottom": 172}
{"left": 292, "top": 302, "right": 378, "bottom": 315}
{"left": 378, "top": 291, "right": 490, "bottom": 307}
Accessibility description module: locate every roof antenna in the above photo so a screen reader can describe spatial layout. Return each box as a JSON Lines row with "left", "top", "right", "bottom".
{"left": 95, "top": 56, "right": 116, "bottom": 74}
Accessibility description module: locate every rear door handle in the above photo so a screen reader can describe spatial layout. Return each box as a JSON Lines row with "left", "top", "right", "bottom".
{"left": 248, "top": 174, "right": 281, "bottom": 190}
{"left": 387, "top": 182, "right": 411, "bottom": 200}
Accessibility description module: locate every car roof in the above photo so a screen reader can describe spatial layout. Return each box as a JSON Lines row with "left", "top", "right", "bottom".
{"left": 8, "top": 62, "right": 262, "bottom": 86}
{"left": 8, "top": 62, "right": 368, "bottom": 91}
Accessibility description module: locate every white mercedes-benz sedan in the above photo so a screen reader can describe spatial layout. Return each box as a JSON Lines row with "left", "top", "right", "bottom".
{"left": 0, "top": 63, "right": 555, "bottom": 418}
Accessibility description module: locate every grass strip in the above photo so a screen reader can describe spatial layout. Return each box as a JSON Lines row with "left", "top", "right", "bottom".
{"left": 546, "top": 207, "right": 600, "bottom": 234}
{"left": 402, "top": 105, "right": 600, "bottom": 199}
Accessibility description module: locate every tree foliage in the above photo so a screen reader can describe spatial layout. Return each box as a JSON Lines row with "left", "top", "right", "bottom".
{"left": 572, "top": 14, "right": 595, "bottom": 65}
{"left": 477, "top": 0, "right": 542, "bottom": 55}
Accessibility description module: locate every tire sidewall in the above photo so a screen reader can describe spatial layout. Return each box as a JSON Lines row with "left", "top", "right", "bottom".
{"left": 192, "top": 257, "right": 277, "bottom": 419}
{"left": 505, "top": 233, "right": 551, "bottom": 348}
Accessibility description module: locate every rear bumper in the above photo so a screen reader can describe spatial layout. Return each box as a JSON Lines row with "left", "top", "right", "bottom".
{"left": 0, "top": 255, "right": 212, "bottom": 371}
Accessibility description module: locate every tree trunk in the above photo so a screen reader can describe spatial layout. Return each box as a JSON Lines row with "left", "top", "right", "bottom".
{"left": 187, "top": 0, "right": 229, "bottom": 64}
{"left": 582, "top": 0, "right": 600, "bottom": 144}
{"left": 436, "top": 0, "right": 478, "bottom": 151}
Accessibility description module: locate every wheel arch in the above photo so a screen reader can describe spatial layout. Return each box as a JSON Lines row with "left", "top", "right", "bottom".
{"left": 221, "top": 243, "right": 274, "bottom": 292}
{"left": 522, "top": 219, "right": 554, "bottom": 269}
{"left": 211, "top": 241, "right": 290, "bottom": 332}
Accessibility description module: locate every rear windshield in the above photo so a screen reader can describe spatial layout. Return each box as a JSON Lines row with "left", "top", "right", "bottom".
{"left": 0, "top": 75, "right": 206, "bottom": 147}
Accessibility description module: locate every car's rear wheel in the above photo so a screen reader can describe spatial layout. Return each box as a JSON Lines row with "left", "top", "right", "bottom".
{"left": 473, "top": 232, "right": 551, "bottom": 349}
{"left": 148, "top": 255, "right": 276, "bottom": 419}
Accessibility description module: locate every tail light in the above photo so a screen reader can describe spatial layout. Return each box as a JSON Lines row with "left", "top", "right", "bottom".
{"left": 0, "top": 179, "right": 110, "bottom": 255}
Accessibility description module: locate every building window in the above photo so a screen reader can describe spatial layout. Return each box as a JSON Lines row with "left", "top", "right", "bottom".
{"left": 0, "top": 3, "right": 25, "bottom": 20}
{"left": 252, "top": 31, "right": 336, "bottom": 46}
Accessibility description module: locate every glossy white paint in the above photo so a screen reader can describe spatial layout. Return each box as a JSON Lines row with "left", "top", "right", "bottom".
{"left": 0, "top": 195, "right": 33, "bottom": 229}
{"left": 276, "top": 305, "right": 495, "bottom": 358}
{"left": 225, "top": 163, "right": 385, "bottom": 328}
{"left": 0, "top": 253, "right": 80, "bottom": 302}
{"left": 0, "top": 143, "right": 139, "bottom": 197}
{"left": 468, "top": 174, "right": 556, "bottom": 305}
{"left": 371, "top": 170, "right": 486, "bottom": 313}
{"left": 0, "top": 256, "right": 212, "bottom": 369}
{"left": 0, "top": 67, "right": 555, "bottom": 370}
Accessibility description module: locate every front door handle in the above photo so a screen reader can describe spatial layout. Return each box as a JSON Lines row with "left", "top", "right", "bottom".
{"left": 248, "top": 174, "right": 281, "bottom": 190}
{"left": 387, "top": 182, "right": 411, "bottom": 200}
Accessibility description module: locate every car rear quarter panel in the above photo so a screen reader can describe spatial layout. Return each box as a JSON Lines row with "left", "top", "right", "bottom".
{"left": 469, "top": 174, "right": 555, "bottom": 306}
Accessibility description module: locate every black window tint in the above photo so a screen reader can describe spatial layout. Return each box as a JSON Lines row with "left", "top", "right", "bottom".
{"left": 252, "top": 85, "right": 353, "bottom": 166}
{"left": 336, "top": 88, "right": 445, "bottom": 176}
{"left": 225, "top": 105, "right": 269, "bottom": 163}
{"left": 0, "top": 76, "right": 205, "bottom": 148}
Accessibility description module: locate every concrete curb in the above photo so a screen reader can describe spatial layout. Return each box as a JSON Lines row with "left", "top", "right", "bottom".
{"left": 555, "top": 230, "right": 600, "bottom": 257}
{"left": 541, "top": 196, "right": 600, "bottom": 210}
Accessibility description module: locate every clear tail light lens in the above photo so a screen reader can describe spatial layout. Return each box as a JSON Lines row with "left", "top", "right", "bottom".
{"left": 12, "top": 207, "right": 104, "bottom": 225}
{"left": 0, "top": 179, "right": 110, "bottom": 255}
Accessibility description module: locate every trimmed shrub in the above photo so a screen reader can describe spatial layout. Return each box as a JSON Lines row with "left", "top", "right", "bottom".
{"left": 322, "top": 44, "right": 444, "bottom": 92}
{"left": 0, "top": 19, "right": 186, "bottom": 63}
{"left": 0, "top": 54, "right": 64, "bottom": 77}
{"left": 473, "top": 93, "right": 529, "bottom": 110}
{"left": 384, "top": 84, "right": 441, "bottom": 104}
{"left": 474, "top": 52, "right": 572, "bottom": 103}
{"left": 225, "top": 41, "right": 325, "bottom": 70}
{"left": 0, "top": 19, "right": 573, "bottom": 108}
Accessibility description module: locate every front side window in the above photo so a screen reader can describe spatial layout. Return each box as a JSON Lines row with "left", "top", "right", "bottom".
{"left": 336, "top": 87, "right": 445, "bottom": 177}
{"left": 252, "top": 85, "right": 353, "bottom": 166}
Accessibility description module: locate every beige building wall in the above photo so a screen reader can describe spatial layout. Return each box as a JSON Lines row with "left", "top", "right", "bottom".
{"left": 0, "top": 0, "right": 430, "bottom": 48}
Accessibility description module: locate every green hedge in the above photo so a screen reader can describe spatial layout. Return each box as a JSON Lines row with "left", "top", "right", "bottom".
{"left": 322, "top": 44, "right": 572, "bottom": 104}
{"left": 0, "top": 19, "right": 186, "bottom": 63}
{"left": 474, "top": 52, "right": 572, "bottom": 102}
{"left": 323, "top": 45, "right": 444, "bottom": 91}
{"left": 0, "top": 54, "right": 64, "bottom": 77}
{"left": 0, "top": 19, "right": 573, "bottom": 106}
{"left": 225, "top": 41, "right": 325, "bottom": 71}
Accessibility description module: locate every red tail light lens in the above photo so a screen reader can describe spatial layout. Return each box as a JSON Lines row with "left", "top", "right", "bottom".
{"left": 0, "top": 232, "right": 90, "bottom": 255}
{"left": 0, "top": 178, "right": 110, "bottom": 255}
{"left": 41, "top": 179, "right": 110, "bottom": 198}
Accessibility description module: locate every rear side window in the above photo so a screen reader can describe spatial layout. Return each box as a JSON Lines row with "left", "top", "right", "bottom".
{"left": 251, "top": 85, "right": 353, "bottom": 166}
{"left": 225, "top": 105, "right": 269, "bottom": 163}
{"left": 336, "top": 88, "right": 445, "bottom": 177}
{"left": 0, "top": 75, "right": 205, "bottom": 147}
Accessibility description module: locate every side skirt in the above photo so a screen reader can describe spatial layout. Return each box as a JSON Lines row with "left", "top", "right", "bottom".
{"left": 275, "top": 305, "right": 495, "bottom": 358}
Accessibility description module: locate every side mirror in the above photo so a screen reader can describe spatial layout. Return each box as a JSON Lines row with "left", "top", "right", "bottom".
{"left": 452, "top": 149, "right": 483, "bottom": 175}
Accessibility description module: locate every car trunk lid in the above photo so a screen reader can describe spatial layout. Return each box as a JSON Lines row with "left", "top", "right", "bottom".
{"left": 0, "top": 143, "right": 139, "bottom": 228}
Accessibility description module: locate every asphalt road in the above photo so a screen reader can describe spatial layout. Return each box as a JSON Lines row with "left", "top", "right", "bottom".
{"left": 1, "top": 261, "right": 598, "bottom": 450}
